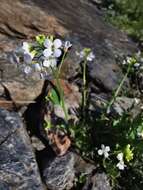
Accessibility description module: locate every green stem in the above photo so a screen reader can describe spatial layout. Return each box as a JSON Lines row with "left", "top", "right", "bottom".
{"left": 83, "top": 59, "right": 87, "bottom": 109}
{"left": 58, "top": 51, "right": 67, "bottom": 75}
{"left": 106, "top": 64, "right": 132, "bottom": 113}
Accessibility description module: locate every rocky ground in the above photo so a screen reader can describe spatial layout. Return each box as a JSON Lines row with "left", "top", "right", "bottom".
{"left": 0, "top": 0, "right": 141, "bottom": 190}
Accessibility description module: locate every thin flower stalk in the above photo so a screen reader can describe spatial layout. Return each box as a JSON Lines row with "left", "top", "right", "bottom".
{"left": 83, "top": 58, "right": 88, "bottom": 109}
{"left": 106, "top": 63, "right": 132, "bottom": 113}
{"left": 58, "top": 50, "right": 67, "bottom": 75}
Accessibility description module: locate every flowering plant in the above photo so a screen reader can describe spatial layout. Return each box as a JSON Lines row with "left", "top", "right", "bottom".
{"left": 14, "top": 34, "right": 143, "bottom": 189}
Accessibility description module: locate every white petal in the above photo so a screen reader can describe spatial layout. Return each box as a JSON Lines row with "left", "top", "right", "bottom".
{"left": 98, "top": 149, "right": 103, "bottom": 155}
{"left": 53, "top": 39, "right": 62, "bottom": 49}
{"left": 43, "top": 59, "right": 51, "bottom": 67}
{"left": 101, "top": 144, "right": 105, "bottom": 150}
{"left": 54, "top": 49, "right": 62, "bottom": 58}
{"left": 43, "top": 48, "right": 53, "bottom": 58}
{"left": 104, "top": 152, "right": 109, "bottom": 158}
{"left": 44, "top": 39, "right": 53, "bottom": 48}
{"left": 105, "top": 146, "right": 110, "bottom": 152}
{"left": 117, "top": 153, "right": 123, "bottom": 161}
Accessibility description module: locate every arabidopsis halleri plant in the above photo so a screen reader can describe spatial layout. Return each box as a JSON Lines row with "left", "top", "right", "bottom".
{"left": 76, "top": 48, "right": 95, "bottom": 61}
{"left": 98, "top": 144, "right": 110, "bottom": 158}
{"left": 15, "top": 35, "right": 72, "bottom": 77}
{"left": 76, "top": 48, "right": 95, "bottom": 109}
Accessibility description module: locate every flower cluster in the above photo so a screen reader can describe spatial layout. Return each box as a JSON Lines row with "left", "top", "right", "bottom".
{"left": 15, "top": 35, "right": 72, "bottom": 77}
{"left": 76, "top": 48, "right": 95, "bottom": 62}
{"left": 122, "top": 52, "right": 143, "bottom": 70}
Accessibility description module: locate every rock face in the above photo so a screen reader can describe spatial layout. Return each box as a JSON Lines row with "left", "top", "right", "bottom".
{"left": 37, "top": 148, "right": 96, "bottom": 190}
{"left": 39, "top": 153, "right": 75, "bottom": 190}
{"left": 83, "top": 172, "right": 111, "bottom": 190}
{"left": 42, "top": 151, "right": 75, "bottom": 190}
{"left": 0, "top": 108, "right": 44, "bottom": 190}
{"left": 0, "top": 0, "right": 137, "bottom": 93}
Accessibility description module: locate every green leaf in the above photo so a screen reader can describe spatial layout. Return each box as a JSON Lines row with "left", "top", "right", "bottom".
{"left": 49, "top": 89, "right": 60, "bottom": 105}
{"left": 44, "top": 121, "right": 52, "bottom": 129}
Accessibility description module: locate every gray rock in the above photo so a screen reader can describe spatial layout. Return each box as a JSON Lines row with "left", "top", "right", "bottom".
{"left": 0, "top": 108, "right": 44, "bottom": 190}
{"left": 0, "top": 0, "right": 137, "bottom": 94}
{"left": 113, "top": 96, "right": 135, "bottom": 116}
{"left": 43, "top": 151, "right": 75, "bottom": 190}
{"left": 83, "top": 172, "right": 111, "bottom": 190}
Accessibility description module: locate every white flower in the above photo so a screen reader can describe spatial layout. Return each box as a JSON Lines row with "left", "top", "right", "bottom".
{"left": 44, "top": 39, "right": 53, "bottom": 48}
{"left": 43, "top": 38, "right": 63, "bottom": 59}
{"left": 98, "top": 144, "right": 110, "bottom": 158}
{"left": 117, "top": 153, "right": 123, "bottom": 161}
{"left": 64, "top": 41, "right": 72, "bottom": 50}
{"left": 87, "top": 52, "right": 95, "bottom": 61}
{"left": 116, "top": 160, "right": 126, "bottom": 170}
{"left": 24, "top": 66, "right": 32, "bottom": 74}
{"left": 53, "top": 49, "right": 62, "bottom": 58}
{"left": 43, "top": 48, "right": 53, "bottom": 58}
{"left": 76, "top": 50, "right": 95, "bottom": 61}
{"left": 53, "top": 39, "right": 62, "bottom": 49}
